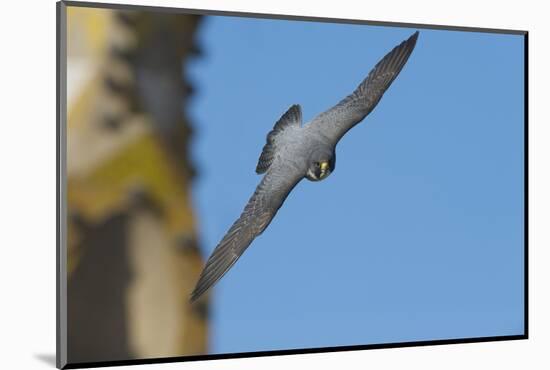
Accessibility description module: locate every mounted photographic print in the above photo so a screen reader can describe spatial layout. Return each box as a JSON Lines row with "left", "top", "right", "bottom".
{"left": 57, "top": 1, "right": 527, "bottom": 368}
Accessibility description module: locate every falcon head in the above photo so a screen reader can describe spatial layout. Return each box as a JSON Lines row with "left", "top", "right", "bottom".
{"left": 305, "top": 149, "right": 336, "bottom": 182}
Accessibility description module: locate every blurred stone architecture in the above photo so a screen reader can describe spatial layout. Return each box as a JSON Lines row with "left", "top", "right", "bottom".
{"left": 65, "top": 6, "right": 207, "bottom": 363}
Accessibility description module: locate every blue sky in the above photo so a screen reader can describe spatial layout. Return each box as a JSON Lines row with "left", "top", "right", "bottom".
{"left": 186, "top": 16, "right": 524, "bottom": 354}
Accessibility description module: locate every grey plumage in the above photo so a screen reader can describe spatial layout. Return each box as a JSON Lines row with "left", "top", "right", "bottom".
{"left": 309, "top": 31, "right": 419, "bottom": 144}
{"left": 190, "top": 31, "right": 419, "bottom": 302}
{"left": 256, "top": 104, "right": 302, "bottom": 174}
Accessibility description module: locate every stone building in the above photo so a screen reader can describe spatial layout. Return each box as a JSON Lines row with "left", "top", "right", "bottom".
{"left": 65, "top": 6, "right": 207, "bottom": 363}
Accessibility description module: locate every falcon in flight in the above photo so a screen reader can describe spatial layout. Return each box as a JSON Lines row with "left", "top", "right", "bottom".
{"left": 191, "top": 31, "right": 419, "bottom": 302}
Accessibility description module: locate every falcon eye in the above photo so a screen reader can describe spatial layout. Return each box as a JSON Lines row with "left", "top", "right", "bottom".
{"left": 315, "top": 162, "right": 320, "bottom": 168}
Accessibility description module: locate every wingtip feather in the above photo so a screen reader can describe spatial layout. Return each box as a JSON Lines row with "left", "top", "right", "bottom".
{"left": 408, "top": 31, "right": 420, "bottom": 46}
{"left": 189, "top": 286, "right": 205, "bottom": 303}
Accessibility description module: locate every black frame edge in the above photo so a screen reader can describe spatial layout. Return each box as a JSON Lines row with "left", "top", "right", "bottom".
{"left": 523, "top": 32, "right": 529, "bottom": 338}
{"left": 62, "top": 335, "right": 527, "bottom": 369}
{"left": 62, "top": 0, "right": 527, "bottom": 35}
{"left": 57, "top": 1, "right": 68, "bottom": 369}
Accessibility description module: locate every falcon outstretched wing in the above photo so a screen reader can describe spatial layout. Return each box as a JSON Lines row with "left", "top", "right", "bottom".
{"left": 310, "top": 31, "right": 418, "bottom": 144}
{"left": 190, "top": 167, "right": 303, "bottom": 302}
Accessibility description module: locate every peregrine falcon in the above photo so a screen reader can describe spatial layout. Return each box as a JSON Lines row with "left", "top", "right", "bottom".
{"left": 190, "top": 31, "right": 419, "bottom": 302}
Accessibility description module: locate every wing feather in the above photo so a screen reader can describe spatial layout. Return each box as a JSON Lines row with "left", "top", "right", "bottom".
{"left": 256, "top": 104, "right": 302, "bottom": 174}
{"left": 310, "top": 31, "right": 418, "bottom": 144}
{"left": 190, "top": 168, "right": 302, "bottom": 302}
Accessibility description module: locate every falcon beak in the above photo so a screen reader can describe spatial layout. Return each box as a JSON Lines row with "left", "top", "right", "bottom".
{"left": 319, "top": 161, "right": 329, "bottom": 178}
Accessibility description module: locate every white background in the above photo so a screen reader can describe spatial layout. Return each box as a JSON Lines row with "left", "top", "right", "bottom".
{"left": 0, "top": 0, "right": 546, "bottom": 369}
